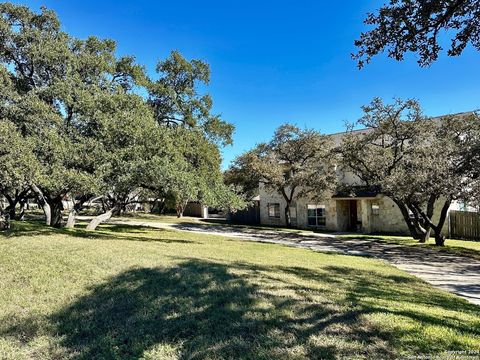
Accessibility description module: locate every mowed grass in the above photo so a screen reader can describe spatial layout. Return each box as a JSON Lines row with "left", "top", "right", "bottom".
{"left": 0, "top": 222, "right": 479, "bottom": 359}
{"left": 117, "top": 212, "right": 205, "bottom": 224}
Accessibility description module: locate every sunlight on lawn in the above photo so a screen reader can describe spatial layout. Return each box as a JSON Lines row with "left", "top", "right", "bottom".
{"left": 0, "top": 222, "right": 479, "bottom": 359}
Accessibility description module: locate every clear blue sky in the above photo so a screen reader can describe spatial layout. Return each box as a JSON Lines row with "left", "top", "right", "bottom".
{"left": 13, "top": 0, "right": 480, "bottom": 168}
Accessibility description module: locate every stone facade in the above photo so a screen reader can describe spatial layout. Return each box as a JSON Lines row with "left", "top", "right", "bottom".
{"left": 259, "top": 182, "right": 451, "bottom": 235}
{"left": 257, "top": 127, "right": 460, "bottom": 235}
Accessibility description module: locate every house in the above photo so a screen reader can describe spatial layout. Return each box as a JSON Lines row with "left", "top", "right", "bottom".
{"left": 258, "top": 117, "right": 472, "bottom": 235}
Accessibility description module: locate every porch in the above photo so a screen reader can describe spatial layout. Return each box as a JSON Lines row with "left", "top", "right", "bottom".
{"left": 333, "top": 198, "right": 376, "bottom": 233}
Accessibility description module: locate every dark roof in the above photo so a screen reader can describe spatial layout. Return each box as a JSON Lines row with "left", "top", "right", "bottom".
{"left": 328, "top": 110, "right": 479, "bottom": 137}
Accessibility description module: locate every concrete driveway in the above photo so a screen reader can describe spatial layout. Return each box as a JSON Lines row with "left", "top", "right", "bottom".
{"left": 108, "top": 218, "right": 480, "bottom": 306}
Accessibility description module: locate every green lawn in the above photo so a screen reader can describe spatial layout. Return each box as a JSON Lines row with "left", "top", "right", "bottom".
{"left": 0, "top": 222, "right": 479, "bottom": 359}
{"left": 119, "top": 213, "right": 480, "bottom": 260}
{"left": 117, "top": 212, "right": 312, "bottom": 234}
{"left": 117, "top": 212, "right": 205, "bottom": 224}
{"left": 338, "top": 234, "right": 480, "bottom": 260}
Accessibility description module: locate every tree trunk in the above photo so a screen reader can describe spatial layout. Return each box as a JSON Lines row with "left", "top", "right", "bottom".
{"left": 49, "top": 198, "right": 64, "bottom": 228}
{"left": 0, "top": 213, "right": 10, "bottom": 230}
{"left": 176, "top": 201, "right": 187, "bottom": 218}
{"left": 31, "top": 184, "right": 51, "bottom": 226}
{"left": 280, "top": 188, "right": 295, "bottom": 228}
{"left": 150, "top": 198, "right": 159, "bottom": 213}
{"left": 407, "top": 200, "right": 434, "bottom": 243}
{"left": 2, "top": 189, "right": 30, "bottom": 221}
{"left": 392, "top": 198, "right": 422, "bottom": 239}
{"left": 434, "top": 199, "right": 451, "bottom": 246}
{"left": 418, "top": 228, "right": 432, "bottom": 243}
{"left": 16, "top": 199, "right": 26, "bottom": 221}
{"left": 416, "top": 195, "right": 437, "bottom": 243}
{"left": 3, "top": 193, "right": 16, "bottom": 220}
{"left": 112, "top": 200, "right": 124, "bottom": 216}
{"left": 434, "top": 234, "right": 446, "bottom": 246}
{"left": 284, "top": 203, "right": 292, "bottom": 227}
{"left": 86, "top": 208, "right": 114, "bottom": 231}
{"left": 7, "top": 205, "right": 16, "bottom": 221}
{"left": 157, "top": 199, "right": 166, "bottom": 214}
{"left": 176, "top": 205, "right": 184, "bottom": 218}
{"left": 65, "top": 208, "right": 77, "bottom": 229}
{"left": 66, "top": 195, "right": 93, "bottom": 229}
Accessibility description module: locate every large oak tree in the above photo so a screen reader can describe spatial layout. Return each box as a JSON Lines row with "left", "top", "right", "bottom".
{"left": 340, "top": 98, "right": 480, "bottom": 245}
{"left": 0, "top": 3, "right": 239, "bottom": 230}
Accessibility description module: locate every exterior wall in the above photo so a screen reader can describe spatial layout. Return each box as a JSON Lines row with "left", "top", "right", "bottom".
{"left": 184, "top": 202, "right": 208, "bottom": 218}
{"left": 335, "top": 201, "right": 350, "bottom": 231}
{"left": 259, "top": 183, "right": 340, "bottom": 231}
{"left": 367, "top": 196, "right": 450, "bottom": 235}
{"left": 295, "top": 198, "right": 337, "bottom": 231}
{"left": 257, "top": 126, "right": 458, "bottom": 234}
{"left": 369, "top": 196, "right": 409, "bottom": 234}
{"left": 259, "top": 183, "right": 287, "bottom": 226}
{"left": 259, "top": 182, "right": 452, "bottom": 235}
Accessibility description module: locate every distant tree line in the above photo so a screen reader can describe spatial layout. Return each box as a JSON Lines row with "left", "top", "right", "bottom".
{"left": 0, "top": 3, "right": 244, "bottom": 230}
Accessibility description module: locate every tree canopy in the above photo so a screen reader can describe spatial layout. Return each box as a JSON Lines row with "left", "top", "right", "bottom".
{"left": 340, "top": 98, "right": 480, "bottom": 245}
{"left": 229, "top": 124, "right": 337, "bottom": 227}
{"left": 354, "top": 0, "right": 480, "bottom": 67}
{"left": 0, "top": 3, "right": 239, "bottom": 229}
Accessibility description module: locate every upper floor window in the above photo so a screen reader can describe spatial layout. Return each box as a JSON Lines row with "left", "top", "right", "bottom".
{"left": 307, "top": 204, "right": 326, "bottom": 226}
{"left": 268, "top": 203, "right": 280, "bottom": 218}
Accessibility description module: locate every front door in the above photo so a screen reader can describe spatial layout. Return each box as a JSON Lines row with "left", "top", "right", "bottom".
{"left": 349, "top": 200, "right": 358, "bottom": 231}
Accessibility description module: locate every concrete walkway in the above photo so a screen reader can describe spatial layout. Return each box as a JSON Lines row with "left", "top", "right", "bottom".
{"left": 108, "top": 218, "right": 480, "bottom": 306}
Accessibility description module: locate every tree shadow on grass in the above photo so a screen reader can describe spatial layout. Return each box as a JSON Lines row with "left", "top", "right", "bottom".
{"left": 4, "top": 258, "right": 479, "bottom": 359}
{"left": 0, "top": 221, "right": 199, "bottom": 244}
{"left": 52, "top": 261, "right": 275, "bottom": 359}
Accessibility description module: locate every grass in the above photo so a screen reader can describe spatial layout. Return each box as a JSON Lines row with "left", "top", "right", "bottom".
{"left": 0, "top": 221, "right": 479, "bottom": 359}
{"left": 338, "top": 234, "right": 480, "bottom": 260}
{"left": 117, "top": 212, "right": 315, "bottom": 234}
{"left": 117, "top": 212, "right": 480, "bottom": 260}
{"left": 117, "top": 212, "right": 205, "bottom": 224}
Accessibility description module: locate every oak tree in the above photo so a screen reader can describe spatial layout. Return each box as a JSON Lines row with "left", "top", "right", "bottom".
{"left": 230, "top": 124, "right": 337, "bottom": 227}
{"left": 340, "top": 98, "right": 480, "bottom": 245}
{"left": 354, "top": 0, "right": 480, "bottom": 67}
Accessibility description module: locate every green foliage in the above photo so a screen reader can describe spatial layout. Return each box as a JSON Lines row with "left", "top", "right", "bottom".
{"left": 0, "top": 121, "right": 39, "bottom": 192}
{"left": 354, "top": 0, "right": 480, "bottom": 67}
{"left": 141, "top": 127, "right": 243, "bottom": 213}
{"left": 230, "top": 124, "right": 337, "bottom": 226}
{"left": 0, "top": 3, "right": 238, "bottom": 226}
{"left": 340, "top": 98, "right": 480, "bottom": 244}
{"left": 148, "top": 50, "right": 234, "bottom": 146}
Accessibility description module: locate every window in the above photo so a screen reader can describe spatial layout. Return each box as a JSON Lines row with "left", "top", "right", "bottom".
{"left": 371, "top": 203, "right": 380, "bottom": 216}
{"left": 268, "top": 203, "right": 280, "bottom": 218}
{"left": 307, "top": 204, "right": 326, "bottom": 226}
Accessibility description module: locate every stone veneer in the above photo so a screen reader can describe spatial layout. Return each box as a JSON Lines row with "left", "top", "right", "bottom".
{"left": 259, "top": 183, "right": 450, "bottom": 235}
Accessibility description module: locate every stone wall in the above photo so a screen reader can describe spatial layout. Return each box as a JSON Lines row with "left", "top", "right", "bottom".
{"left": 369, "top": 196, "right": 449, "bottom": 235}
{"left": 259, "top": 183, "right": 451, "bottom": 235}
{"left": 259, "top": 184, "right": 339, "bottom": 231}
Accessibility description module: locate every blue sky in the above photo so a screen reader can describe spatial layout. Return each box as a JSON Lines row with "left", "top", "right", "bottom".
{"left": 13, "top": 0, "right": 480, "bottom": 168}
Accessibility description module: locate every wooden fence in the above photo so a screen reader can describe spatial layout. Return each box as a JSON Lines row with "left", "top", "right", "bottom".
{"left": 227, "top": 201, "right": 260, "bottom": 225}
{"left": 449, "top": 210, "right": 480, "bottom": 241}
